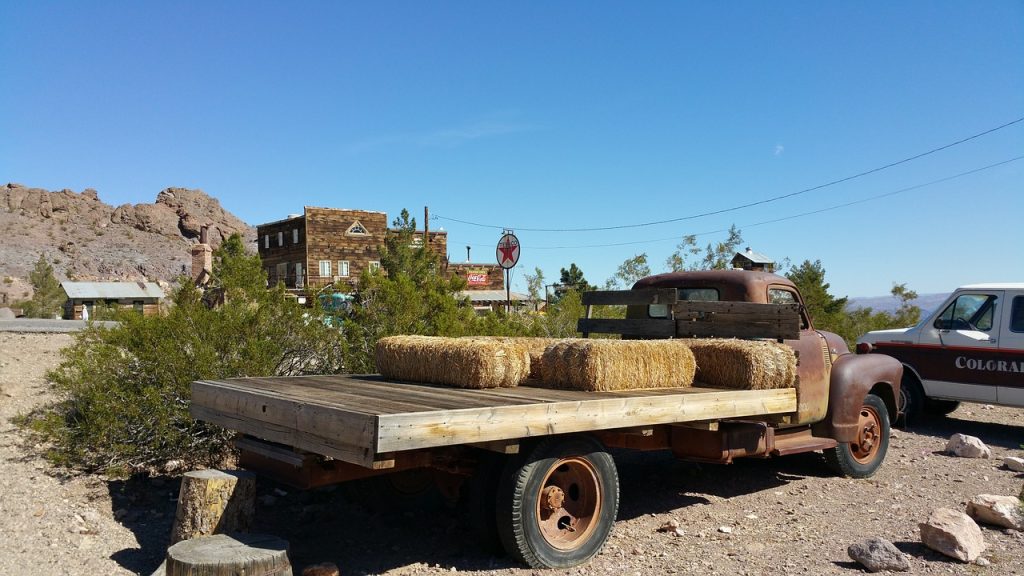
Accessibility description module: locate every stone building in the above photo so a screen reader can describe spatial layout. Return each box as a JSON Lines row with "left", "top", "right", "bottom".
{"left": 256, "top": 207, "right": 448, "bottom": 290}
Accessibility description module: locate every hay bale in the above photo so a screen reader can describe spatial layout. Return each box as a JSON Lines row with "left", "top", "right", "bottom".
{"left": 376, "top": 335, "right": 530, "bottom": 389}
{"left": 686, "top": 338, "right": 797, "bottom": 390}
{"left": 465, "top": 337, "right": 562, "bottom": 381}
{"left": 540, "top": 339, "right": 696, "bottom": 392}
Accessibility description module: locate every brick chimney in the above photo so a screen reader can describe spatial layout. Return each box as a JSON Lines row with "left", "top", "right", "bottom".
{"left": 191, "top": 226, "right": 212, "bottom": 285}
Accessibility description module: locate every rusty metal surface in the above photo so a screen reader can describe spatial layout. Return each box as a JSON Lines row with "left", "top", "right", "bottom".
{"left": 820, "top": 353, "right": 902, "bottom": 443}
{"left": 633, "top": 270, "right": 799, "bottom": 307}
{"left": 669, "top": 421, "right": 771, "bottom": 463}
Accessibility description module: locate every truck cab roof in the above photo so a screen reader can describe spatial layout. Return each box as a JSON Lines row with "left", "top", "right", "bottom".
{"left": 632, "top": 269, "right": 798, "bottom": 305}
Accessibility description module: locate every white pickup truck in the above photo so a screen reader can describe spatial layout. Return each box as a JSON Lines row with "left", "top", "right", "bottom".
{"left": 856, "top": 283, "right": 1024, "bottom": 423}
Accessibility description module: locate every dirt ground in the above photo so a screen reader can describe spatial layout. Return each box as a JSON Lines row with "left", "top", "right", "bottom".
{"left": 1, "top": 332, "right": 1021, "bottom": 576}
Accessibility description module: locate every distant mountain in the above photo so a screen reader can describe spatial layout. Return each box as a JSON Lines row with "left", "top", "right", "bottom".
{"left": 846, "top": 292, "right": 949, "bottom": 318}
{"left": 1, "top": 183, "right": 255, "bottom": 305}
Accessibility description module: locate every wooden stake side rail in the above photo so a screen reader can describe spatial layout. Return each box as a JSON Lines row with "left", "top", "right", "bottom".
{"left": 192, "top": 374, "right": 797, "bottom": 469}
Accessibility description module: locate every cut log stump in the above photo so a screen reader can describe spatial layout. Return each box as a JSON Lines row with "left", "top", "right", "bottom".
{"left": 165, "top": 533, "right": 291, "bottom": 576}
{"left": 170, "top": 469, "right": 256, "bottom": 544}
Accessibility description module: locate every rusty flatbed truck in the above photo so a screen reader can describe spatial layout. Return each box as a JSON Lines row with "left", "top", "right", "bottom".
{"left": 191, "top": 270, "right": 903, "bottom": 569}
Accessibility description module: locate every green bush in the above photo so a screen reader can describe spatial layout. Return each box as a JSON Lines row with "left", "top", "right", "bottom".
{"left": 20, "top": 235, "right": 345, "bottom": 475}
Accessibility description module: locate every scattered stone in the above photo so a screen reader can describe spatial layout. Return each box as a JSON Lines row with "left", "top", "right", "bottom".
{"left": 919, "top": 508, "right": 986, "bottom": 562}
{"left": 259, "top": 495, "right": 278, "bottom": 507}
{"left": 164, "top": 459, "right": 185, "bottom": 474}
{"left": 718, "top": 526, "right": 733, "bottom": 534}
{"left": 981, "top": 404, "right": 994, "bottom": 410}
{"left": 945, "top": 434, "right": 992, "bottom": 458}
{"left": 274, "top": 488, "right": 289, "bottom": 497}
{"left": 975, "top": 557, "right": 991, "bottom": 566}
{"left": 1003, "top": 456, "right": 1024, "bottom": 472}
{"left": 966, "top": 494, "right": 1024, "bottom": 530}
{"left": 656, "top": 519, "right": 683, "bottom": 536}
{"left": 302, "top": 562, "right": 341, "bottom": 576}
{"left": 847, "top": 537, "right": 910, "bottom": 572}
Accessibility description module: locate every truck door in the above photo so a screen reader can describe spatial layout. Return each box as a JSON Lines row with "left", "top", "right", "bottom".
{"left": 768, "top": 285, "right": 828, "bottom": 423}
{"left": 997, "top": 293, "right": 1024, "bottom": 407}
{"left": 918, "top": 290, "right": 1004, "bottom": 403}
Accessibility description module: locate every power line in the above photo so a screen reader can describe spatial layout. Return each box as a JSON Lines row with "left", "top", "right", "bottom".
{"left": 447, "top": 155, "right": 1024, "bottom": 251}
{"left": 435, "top": 115, "right": 1024, "bottom": 232}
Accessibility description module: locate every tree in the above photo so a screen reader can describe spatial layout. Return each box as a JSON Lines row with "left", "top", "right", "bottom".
{"left": 786, "top": 260, "right": 848, "bottom": 327}
{"left": 604, "top": 253, "right": 650, "bottom": 289}
{"left": 558, "top": 263, "right": 595, "bottom": 294}
{"left": 22, "top": 234, "right": 345, "bottom": 474}
{"left": 666, "top": 225, "right": 744, "bottom": 271}
{"left": 22, "top": 254, "right": 64, "bottom": 318}
{"left": 524, "top": 267, "right": 545, "bottom": 310}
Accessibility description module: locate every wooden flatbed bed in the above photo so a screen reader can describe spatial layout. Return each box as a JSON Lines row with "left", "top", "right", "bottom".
{"left": 192, "top": 374, "right": 797, "bottom": 469}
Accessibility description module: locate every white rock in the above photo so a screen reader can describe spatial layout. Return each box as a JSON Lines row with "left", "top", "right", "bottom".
{"left": 919, "top": 508, "right": 987, "bottom": 562}
{"left": 718, "top": 526, "right": 733, "bottom": 534}
{"left": 1004, "top": 456, "right": 1024, "bottom": 472}
{"left": 966, "top": 494, "right": 1024, "bottom": 530}
{"left": 946, "top": 434, "right": 992, "bottom": 458}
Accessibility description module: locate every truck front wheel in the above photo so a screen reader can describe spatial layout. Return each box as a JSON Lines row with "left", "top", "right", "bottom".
{"left": 824, "top": 393, "right": 890, "bottom": 478}
{"left": 897, "top": 371, "right": 926, "bottom": 427}
{"left": 496, "top": 435, "right": 619, "bottom": 569}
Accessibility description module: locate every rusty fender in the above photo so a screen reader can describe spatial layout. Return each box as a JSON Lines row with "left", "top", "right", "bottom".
{"left": 818, "top": 353, "right": 902, "bottom": 443}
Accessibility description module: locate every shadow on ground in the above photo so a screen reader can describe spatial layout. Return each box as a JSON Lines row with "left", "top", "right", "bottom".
{"left": 902, "top": 413, "right": 1024, "bottom": 450}
{"left": 107, "top": 475, "right": 180, "bottom": 575}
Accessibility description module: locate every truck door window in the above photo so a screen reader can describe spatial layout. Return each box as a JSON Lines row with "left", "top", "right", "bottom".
{"left": 769, "top": 288, "right": 808, "bottom": 329}
{"left": 1011, "top": 296, "right": 1024, "bottom": 333}
{"left": 934, "top": 294, "right": 996, "bottom": 331}
{"left": 648, "top": 288, "right": 718, "bottom": 318}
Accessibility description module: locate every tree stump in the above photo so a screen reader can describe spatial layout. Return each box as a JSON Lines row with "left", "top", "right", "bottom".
{"left": 166, "top": 533, "right": 291, "bottom": 576}
{"left": 170, "top": 469, "right": 256, "bottom": 544}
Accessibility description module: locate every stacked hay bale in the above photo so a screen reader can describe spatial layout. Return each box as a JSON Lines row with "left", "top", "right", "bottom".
{"left": 541, "top": 339, "right": 697, "bottom": 392}
{"left": 464, "top": 336, "right": 562, "bottom": 381}
{"left": 685, "top": 338, "right": 797, "bottom": 391}
{"left": 376, "top": 335, "right": 530, "bottom": 389}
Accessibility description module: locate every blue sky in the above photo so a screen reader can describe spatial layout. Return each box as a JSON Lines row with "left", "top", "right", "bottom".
{"left": 2, "top": 1, "right": 1022, "bottom": 297}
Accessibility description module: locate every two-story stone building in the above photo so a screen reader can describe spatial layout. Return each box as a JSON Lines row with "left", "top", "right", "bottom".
{"left": 257, "top": 207, "right": 448, "bottom": 289}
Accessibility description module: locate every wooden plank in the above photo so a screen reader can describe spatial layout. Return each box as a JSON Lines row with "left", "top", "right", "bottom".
{"left": 576, "top": 318, "right": 675, "bottom": 337}
{"left": 191, "top": 381, "right": 377, "bottom": 457}
{"left": 582, "top": 288, "right": 678, "bottom": 306}
{"left": 192, "top": 405, "right": 379, "bottom": 468}
{"left": 375, "top": 387, "right": 796, "bottom": 453}
{"left": 673, "top": 302, "right": 801, "bottom": 340}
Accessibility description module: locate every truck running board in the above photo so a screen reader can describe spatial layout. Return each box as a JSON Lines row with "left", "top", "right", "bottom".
{"left": 770, "top": 429, "right": 838, "bottom": 456}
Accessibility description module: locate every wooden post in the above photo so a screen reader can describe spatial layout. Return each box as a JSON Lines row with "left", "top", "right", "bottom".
{"left": 165, "top": 533, "right": 291, "bottom": 576}
{"left": 170, "top": 469, "right": 256, "bottom": 544}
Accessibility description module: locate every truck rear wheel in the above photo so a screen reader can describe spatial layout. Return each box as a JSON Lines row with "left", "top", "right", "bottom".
{"left": 496, "top": 435, "right": 619, "bottom": 569}
{"left": 897, "top": 372, "right": 925, "bottom": 427}
{"left": 824, "top": 393, "right": 890, "bottom": 478}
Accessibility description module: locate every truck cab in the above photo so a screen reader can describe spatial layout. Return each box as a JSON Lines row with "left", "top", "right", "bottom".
{"left": 629, "top": 270, "right": 855, "bottom": 425}
{"left": 857, "top": 283, "right": 1024, "bottom": 421}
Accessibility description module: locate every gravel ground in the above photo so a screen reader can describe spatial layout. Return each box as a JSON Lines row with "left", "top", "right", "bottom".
{"left": 1, "top": 332, "right": 1021, "bottom": 576}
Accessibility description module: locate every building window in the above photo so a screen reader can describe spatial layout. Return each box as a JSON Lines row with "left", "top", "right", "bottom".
{"left": 295, "top": 263, "right": 304, "bottom": 288}
{"left": 293, "top": 229, "right": 299, "bottom": 244}
{"left": 264, "top": 235, "right": 269, "bottom": 249}
{"left": 277, "top": 232, "right": 284, "bottom": 247}
{"left": 319, "top": 260, "right": 332, "bottom": 278}
{"left": 347, "top": 221, "right": 369, "bottom": 236}
{"left": 275, "top": 263, "right": 287, "bottom": 284}
{"left": 338, "top": 261, "right": 350, "bottom": 277}
{"left": 368, "top": 261, "right": 381, "bottom": 273}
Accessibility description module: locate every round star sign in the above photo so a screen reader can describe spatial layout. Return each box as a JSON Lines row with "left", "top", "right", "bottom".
{"left": 496, "top": 233, "right": 520, "bottom": 269}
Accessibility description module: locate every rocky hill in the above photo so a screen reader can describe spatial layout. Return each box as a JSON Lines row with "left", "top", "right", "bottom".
{"left": 1, "top": 183, "right": 255, "bottom": 305}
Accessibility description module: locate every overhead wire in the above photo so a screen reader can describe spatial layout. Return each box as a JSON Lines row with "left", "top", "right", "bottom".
{"left": 445, "top": 154, "right": 1024, "bottom": 251}
{"left": 434, "top": 116, "right": 1024, "bottom": 232}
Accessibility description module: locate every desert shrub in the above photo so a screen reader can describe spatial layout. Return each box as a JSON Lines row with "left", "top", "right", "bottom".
{"left": 21, "top": 235, "right": 345, "bottom": 475}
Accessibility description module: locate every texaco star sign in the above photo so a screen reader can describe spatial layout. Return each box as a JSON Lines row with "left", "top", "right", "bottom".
{"left": 496, "top": 233, "right": 520, "bottom": 269}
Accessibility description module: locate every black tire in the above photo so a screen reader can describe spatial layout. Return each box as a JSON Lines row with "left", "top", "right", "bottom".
{"left": 924, "top": 398, "right": 961, "bottom": 417}
{"left": 896, "top": 371, "right": 925, "bottom": 427}
{"left": 496, "top": 435, "right": 619, "bottom": 569}
{"left": 824, "top": 393, "right": 890, "bottom": 479}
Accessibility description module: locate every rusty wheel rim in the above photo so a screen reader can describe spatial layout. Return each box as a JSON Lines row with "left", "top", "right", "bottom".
{"left": 535, "top": 457, "right": 602, "bottom": 550}
{"left": 851, "top": 404, "right": 882, "bottom": 464}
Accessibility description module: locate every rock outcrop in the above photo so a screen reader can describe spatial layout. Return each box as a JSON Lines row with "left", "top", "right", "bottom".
{"left": 0, "top": 183, "right": 255, "bottom": 302}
